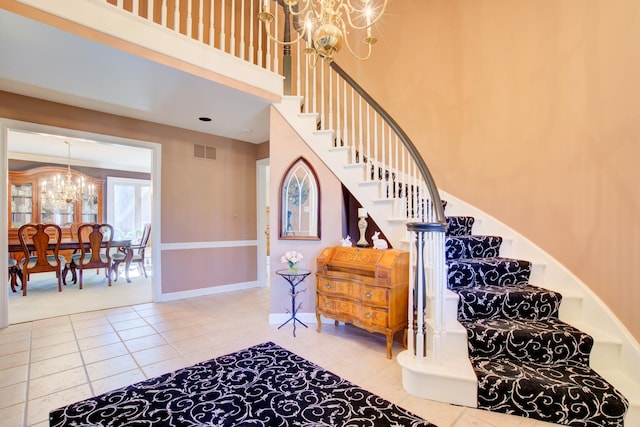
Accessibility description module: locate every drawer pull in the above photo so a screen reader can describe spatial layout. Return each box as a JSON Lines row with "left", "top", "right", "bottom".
{"left": 326, "top": 302, "right": 333, "bottom": 307}
{"left": 365, "top": 291, "right": 372, "bottom": 298}
{"left": 325, "top": 283, "right": 332, "bottom": 289}
{"left": 364, "top": 312, "right": 372, "bottom": 319}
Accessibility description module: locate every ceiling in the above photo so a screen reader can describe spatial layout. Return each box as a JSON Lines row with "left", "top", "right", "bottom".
{"left": 0, "top": 7, "right": 274, "bottom": 170}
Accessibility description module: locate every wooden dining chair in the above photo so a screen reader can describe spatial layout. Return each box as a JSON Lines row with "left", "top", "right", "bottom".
{"left": 112, "top": 223, "right": 151, "bottom": 281}
{"left": 71, "top": 223, "right": 114, "bottom": 289}
{"left": 17, "top": 223, "right": 66, "bottom": 296}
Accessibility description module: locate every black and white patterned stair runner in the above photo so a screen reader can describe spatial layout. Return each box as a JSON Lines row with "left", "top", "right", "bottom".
{"left": 445, "top": 212, "right": 629, "bottom": 426}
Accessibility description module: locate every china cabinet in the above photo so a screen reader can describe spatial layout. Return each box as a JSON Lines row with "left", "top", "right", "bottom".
{"left": 8, "top": 166, "right": 104, "bottom": 240}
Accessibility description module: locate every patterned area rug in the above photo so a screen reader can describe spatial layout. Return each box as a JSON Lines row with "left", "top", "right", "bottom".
{"left": 50, "top": 341, "right": 435, "bottom": 426}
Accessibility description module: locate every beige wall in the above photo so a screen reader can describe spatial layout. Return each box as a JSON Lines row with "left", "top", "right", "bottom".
{"left": 339, "top": 0, "right": 640, "bottom": 341}
{"left": 269, "top": 106, "right": 344, "bottom": 314}
{"left": 1, "top": 91, "right": 261, "bottom": 294}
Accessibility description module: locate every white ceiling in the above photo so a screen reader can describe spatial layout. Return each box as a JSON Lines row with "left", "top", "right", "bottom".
{"left": 0, "top": 7, "right": 273, "bottom": 171}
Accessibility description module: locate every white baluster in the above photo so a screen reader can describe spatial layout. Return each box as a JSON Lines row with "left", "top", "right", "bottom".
{"left": 249, "top": 0, "right": 255, "bottom": 63}
{"left": 328, "top": 68, "right": 333, "bottom": 136}
{"left": 197, "top": 0, "right": 204, "bottom": 42}
{"left": 342, "top": 78, "right": 348, "bottom": 147}
{"left": 148, "top": 0, "right": 154, "bottom": 22}
{"left": 256, "top": 2, "right": 263, "bottom": 67}
{"left": 162, "top": 0, "right": 167, "bottom": 27}
{"left": 239, "top": 0, "right": 245, "bottom": 60}
{"left": 186, "top": 0, "right": 192, "bottom": 38}
{"left": 358, "top": 97, "right": 364, "bottom": 166}
{"left": 230, "top": 0, "right": 236, "bottom": 57}
{"left": 351, "top": 87, "right": 356, "bottom": 163}
{"left": 117, "top": 0, "right": 123, "bottom": 8}
{"left": 334, "top": 73, "right": 340, "bottom": 146}
{"left": 174, "top": 0, "right": 180, "bottom": 33}
{"left": 295, "top": 38, "right": 301, "bottom": 96}
{"left": 320, "top": 65, "right": 325, "bottom": 129}
{"left": 132, "top": 0, "right": 139, "bottom": 15}
{"left": 220, "top": 0, "right": 226, "bottom": 51}
{"left": 304, "top": 50, "right": 309, "bottom": 113}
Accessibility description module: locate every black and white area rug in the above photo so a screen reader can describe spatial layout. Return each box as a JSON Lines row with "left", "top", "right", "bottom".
{"left": 50, "top": 341, "right": 435, "bottom": 426}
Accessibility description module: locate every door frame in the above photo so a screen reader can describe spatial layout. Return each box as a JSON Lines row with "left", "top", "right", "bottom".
{"left": 0, "top": 118, "right": 162, "bottom": 328}
{"left": 256, "top": 158, "right": 269, "bottom": 287}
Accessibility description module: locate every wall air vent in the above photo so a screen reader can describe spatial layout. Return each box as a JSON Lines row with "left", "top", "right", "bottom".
{"left": 194, "top": 144, "right": 216, "bottom": 160}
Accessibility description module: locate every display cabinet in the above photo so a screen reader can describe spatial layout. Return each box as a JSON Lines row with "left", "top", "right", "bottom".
{"left": 8, "top": 166, "right": 104, "bottom": 240}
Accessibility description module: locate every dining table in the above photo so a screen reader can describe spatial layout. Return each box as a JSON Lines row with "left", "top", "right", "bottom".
{"left": 8, "top": 238, "right": 134, "bottom": 283}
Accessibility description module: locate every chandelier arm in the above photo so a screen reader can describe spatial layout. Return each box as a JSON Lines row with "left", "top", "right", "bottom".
{"left": 341, "top": 0, "right": 387, "bottom": 30}
{"left": 263, "top": 20, "right": 308, "bottom": 46}
{"left": 341, "top": 26, "right": 373, "bottom": 61}
{"left": 283, "top": 0, "right": 312, "bottom": 18}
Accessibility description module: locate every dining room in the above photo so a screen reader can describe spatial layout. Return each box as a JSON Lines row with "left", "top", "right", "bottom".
{"left": 6, "top": 127, "right": 154, "bottom": 324}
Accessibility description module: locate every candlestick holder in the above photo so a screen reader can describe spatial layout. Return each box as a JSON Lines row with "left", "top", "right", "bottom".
{"left": 356, "top": 210, "right": 369, "bottom": 247}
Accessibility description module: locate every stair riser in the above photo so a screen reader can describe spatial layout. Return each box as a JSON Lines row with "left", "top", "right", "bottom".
{"left": 456, "top": 287, "right": 561, "bottom": 321}
{"left": 446, "top": 216, "right": 474, "bottom": 236}
{"left": 447, "top": 259, "right": 531, "bottom": 289}
{"left": 464, "top": 325, "right": 593, "bottom": 365}
{"left": 446, "top": 236, "right": 503, "bottom": 260}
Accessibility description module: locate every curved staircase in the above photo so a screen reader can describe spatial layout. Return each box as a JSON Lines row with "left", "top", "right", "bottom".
{"left": 274, "top": 95, "right": 639, "bottom": 426}
{"left": 446, "top": 209, "right": 629, "bottom": 426}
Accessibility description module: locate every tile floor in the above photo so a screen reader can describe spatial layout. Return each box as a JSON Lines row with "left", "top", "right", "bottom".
{"left": 0, "top": 287, "right": 560, "bottom": 427}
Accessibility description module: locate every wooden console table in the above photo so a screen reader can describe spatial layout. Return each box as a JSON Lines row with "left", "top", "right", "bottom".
{"left": 315, "top": 246, "right": 409, "bottom": 359}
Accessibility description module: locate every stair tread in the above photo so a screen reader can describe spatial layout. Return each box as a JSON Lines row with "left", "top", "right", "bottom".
{"left": 472, "top": 357, "right": 629, "bottom": 426}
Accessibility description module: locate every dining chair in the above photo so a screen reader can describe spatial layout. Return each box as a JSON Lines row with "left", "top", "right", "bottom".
{"left": 62, "top": 223, "right": 83, "bottom": 285}
{"left": 8, "top": 257, "right": 21, "bottom": 293}
{"left": 112, "top": 223, "right": 151, "bottom": 281}
{"left": 71, "top": 223, "right": 114, "bottom": 289}
{"left": 17, "top": 223, "right": 66, "bottom": 296}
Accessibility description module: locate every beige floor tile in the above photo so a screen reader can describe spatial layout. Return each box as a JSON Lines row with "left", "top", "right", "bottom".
{"left": 91, "top": 368, "right": 146, "bottom": 396}
{"left": 105, "top": 311, "right": 141, "bottom": 324}
{"left": 70, "top": 316, "right": 110, "bottom": 330}
{"left": 0, "top": 402, "right": 25, "bottom": 426}
{"left": 0, "top": 323, "right": 32, "bottom": 335}
{"left": 69, "top": 310, "right": 105, "bottom": 322}
{"left": 0, "top": 350, "right": 29, "bottom": 370}
{"left": 0, "top": 330, "right": 32, "bottom": 345}
{"left": 31, "top": 323, "right": 72, "bottom": 338}
{"left": 123, "top": 334, "right": 167, "bottom": 353}
{"left": 28, "top": 367, "right": 87, "bottom": 400}
{"left": 81, "top": 342, "right": 128, "bottom": 365}
{"left": 0, "top": 339, "right": 30, "bottom": 356}
{"left": 0, "top": 363, "right": 29, "bottom": 388}
{"left": 29, "top": 353, "right": 83, "bottom": 379}
{"left": 85, "top": 354, "right": 138, "bottom": 381}
{"left": 132, "top": 344, "right": 180, "bottom": 366}
{"left": 0, "top": 381, "right": 27, "bottom": 409}
{"left": 30, "top": 332, "right": 76, "bottom": 350}
{"left": 26, "top": 383, "right": 92, "bottom": 426}
{"left": 116, "top": 325, "right": 157, "bottom": 341}
{"left": 141, "top": 356, "right": 190, "bottom": 378}
{"left": 30, "top": 342, "right": 77, "bottom": 363}
{"left": 111, "top": 317, "right": 148, "bottom": 331}
{"left": 73, "top": 323, "right": 115, "bottom": 339}
{"left": 77, "top": 332, "right": 122, "bottom": 351}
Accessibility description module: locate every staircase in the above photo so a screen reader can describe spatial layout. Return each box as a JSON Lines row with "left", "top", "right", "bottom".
{"left": 274, "top": 96, "right": 640, "bottom": 426}
{"left": 446, "top": 207, "right": 629, "bottom": 426}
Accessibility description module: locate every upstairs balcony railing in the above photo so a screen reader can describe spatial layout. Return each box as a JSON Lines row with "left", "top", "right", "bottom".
{"left": 102, "top": 0, "right": 448, "bottom": 363}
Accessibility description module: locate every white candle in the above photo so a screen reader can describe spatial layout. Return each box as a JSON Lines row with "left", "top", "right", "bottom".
{"left": 358, "top": 208, "right": 367, "bottom": 217}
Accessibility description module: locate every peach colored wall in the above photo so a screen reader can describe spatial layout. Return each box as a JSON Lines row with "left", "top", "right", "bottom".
{"left": 269, "top": 106, "right": 343, "bottom": 314}
{"left": 339, "top": 1, "right": 640, "bottom": 341}
{"left": 1, "top": 91, "right": 261, "bottom": 293}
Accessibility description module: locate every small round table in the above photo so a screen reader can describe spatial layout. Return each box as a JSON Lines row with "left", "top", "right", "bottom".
{"left": 276, "top": 269, "right": 311, "bottom": 337}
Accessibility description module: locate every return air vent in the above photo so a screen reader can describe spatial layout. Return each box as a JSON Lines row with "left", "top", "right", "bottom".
{"left": 194, "top": 144, "right": 216, "bottom": 160}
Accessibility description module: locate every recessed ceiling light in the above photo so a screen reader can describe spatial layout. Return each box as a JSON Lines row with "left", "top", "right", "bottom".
{"left": 199, "top": 117, "right": 212, "bottom": 122}
{"left": 242, "top": 128, "right": 253, "bottom": 133}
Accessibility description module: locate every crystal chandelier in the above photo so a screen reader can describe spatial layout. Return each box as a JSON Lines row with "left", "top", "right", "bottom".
{"left": 259, "top": 0, "right": 387, "bottom": 63}
{"left": 41, "top": 141, "right": 93, "bottom": 211}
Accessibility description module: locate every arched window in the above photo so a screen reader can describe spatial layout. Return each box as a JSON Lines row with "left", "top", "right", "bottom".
{"left": 279, "top": 157, "right": 320, "bottom": 240}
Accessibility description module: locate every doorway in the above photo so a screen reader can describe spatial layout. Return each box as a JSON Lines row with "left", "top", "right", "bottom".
{"left": 1, "top": 119, "right": 161, "bottom": 327}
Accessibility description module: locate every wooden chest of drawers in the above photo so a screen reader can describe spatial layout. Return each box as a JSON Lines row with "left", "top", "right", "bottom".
{"left": 315, "top": 246, "right": 409, "bottom": 358}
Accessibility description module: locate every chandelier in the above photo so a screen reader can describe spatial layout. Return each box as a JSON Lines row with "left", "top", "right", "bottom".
{"left": 41, "top": 141, "right": 94, "bottom": 211}
{"left": 259, "top": 0, "right": 387, "bottom": 63}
